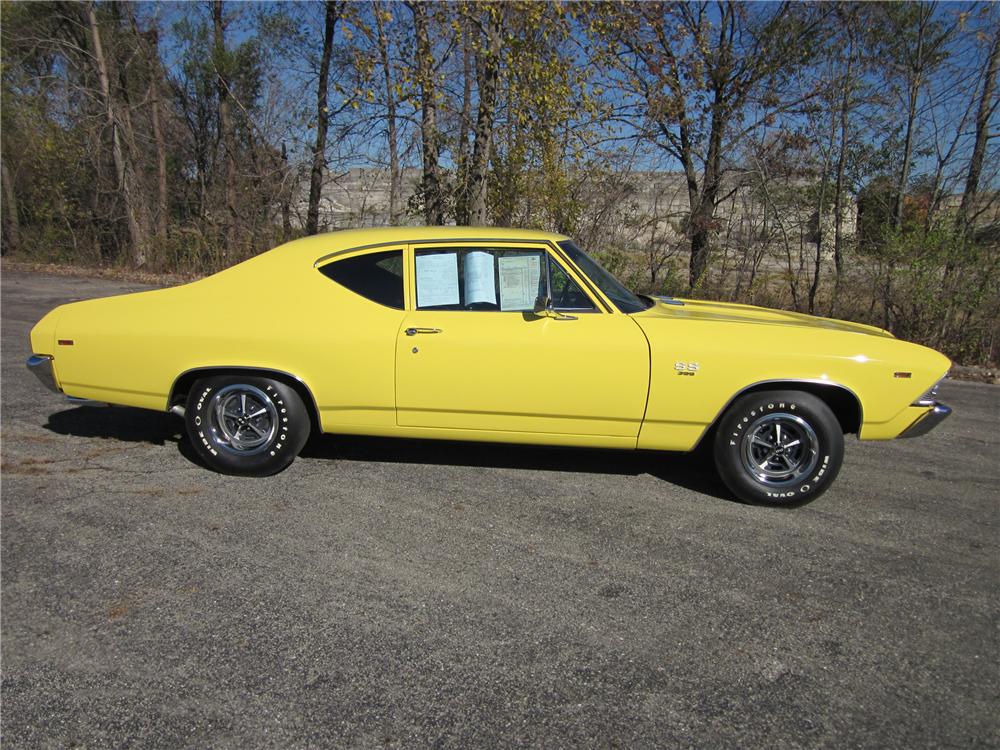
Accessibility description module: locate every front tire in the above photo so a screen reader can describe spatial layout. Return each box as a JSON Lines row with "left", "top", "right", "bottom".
{"left": 713, "top": 390, "right": 844, "bottom": 506}
{"left": 185, "top": 375, "right": 310, "bottom": 476}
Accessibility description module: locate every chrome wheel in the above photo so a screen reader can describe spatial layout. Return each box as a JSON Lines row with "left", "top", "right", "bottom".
{"left": 209, "top": 384, "right": 278, "bottom": 456}
{"left": 740, "top": 413, "right": 819, "bottom": 487}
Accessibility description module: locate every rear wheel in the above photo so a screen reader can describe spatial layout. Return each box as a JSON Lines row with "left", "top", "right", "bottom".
{"left": 185, "top": 375, "right": 310, "bottom": 476}
{"left": 713, "top": 390, "right": 844, "bottom": 506}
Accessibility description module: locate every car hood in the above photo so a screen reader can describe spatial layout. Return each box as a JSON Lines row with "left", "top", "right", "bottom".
{"left": 636, "top": 297, "right": 895, "bottom": 338}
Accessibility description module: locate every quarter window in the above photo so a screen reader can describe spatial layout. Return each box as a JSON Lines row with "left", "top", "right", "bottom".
{"left": 319, "top": 250, "right": 404, "bottom": 310}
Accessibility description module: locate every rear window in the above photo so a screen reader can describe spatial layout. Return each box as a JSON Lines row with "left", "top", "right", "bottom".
{"left": 319, "top": 250, "right": 404, "bottom": 310}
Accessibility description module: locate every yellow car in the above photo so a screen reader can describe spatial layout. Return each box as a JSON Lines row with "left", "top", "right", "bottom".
{"left": 26, "top": 227, "right": 951, "bottom": 505}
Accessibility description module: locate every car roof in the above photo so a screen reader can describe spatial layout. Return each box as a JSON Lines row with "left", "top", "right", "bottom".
{"left": 197, "top": 227, "right": 573, "bottom": 286}
{"left": 279, "top": 226, "right": 571, "bottom": 266}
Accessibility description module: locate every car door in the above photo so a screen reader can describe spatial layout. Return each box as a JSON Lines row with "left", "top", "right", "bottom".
{"left": 394, "top": 242, "right": 650, "bottom": 440}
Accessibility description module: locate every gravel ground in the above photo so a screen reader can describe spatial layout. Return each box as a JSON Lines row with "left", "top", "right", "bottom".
{"left": 2, "top": 271, "right": 998, "bottom": 748}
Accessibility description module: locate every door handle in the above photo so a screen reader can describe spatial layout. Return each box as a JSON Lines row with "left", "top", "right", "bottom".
{"left": 405, "top": 327, "right": 442, "bottom": 336}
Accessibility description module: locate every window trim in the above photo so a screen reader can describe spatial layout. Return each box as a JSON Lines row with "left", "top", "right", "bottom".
{"left": 544, "top": 253, "right": 599, "bottom": 313}
{"left": 316, "top": 246, "right": 408, "bottom": 311}
{"left": 313, "top": 238, "right": 617, "bottom": 314}
{"left": 407, "top": 242, "right": 604, "bottom": 314}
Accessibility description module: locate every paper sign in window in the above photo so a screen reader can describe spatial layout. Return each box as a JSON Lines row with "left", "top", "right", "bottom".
{"left": 498, "top": 254, "right": 541, "bottom": 311}
{"left": 416, "top": 253, "right": 459, "bottom": 308}
{"left": 463, "top": 251, "right": 497, "bottom": 306}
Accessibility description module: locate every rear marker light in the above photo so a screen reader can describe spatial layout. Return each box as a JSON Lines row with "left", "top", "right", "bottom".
{"left": 894, "top": 372, "right": 911, "bottom": 378}
{"left": 57, "top": 339, "right": 74, "bottom": 346}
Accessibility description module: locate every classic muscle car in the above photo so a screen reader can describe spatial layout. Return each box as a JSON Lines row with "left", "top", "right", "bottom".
{"left": 27, "top": 227, "right": 951, "bottom": 505}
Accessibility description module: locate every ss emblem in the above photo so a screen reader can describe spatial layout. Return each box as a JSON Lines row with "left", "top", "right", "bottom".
{"left": 674, "top": 361, "right": 699, "bottom": 375}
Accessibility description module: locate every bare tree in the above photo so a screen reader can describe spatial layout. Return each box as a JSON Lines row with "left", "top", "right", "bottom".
{"left": 373, "top": 1, "right": 402, "bottom": 224}
{"left": 213, "top": 0, "right": 239, "bottom": 251}
{"left": 307, "top": 1, "right": 340, "bottom": 235}
{"left": 956, "top": 20, "right": 1000, "bottom": 232}
{"left": 409, "top": 1, "right": 444, "bottom": 225}
{"left": 86, "top": 0, "right": 149, "bottom": 265}
{"left": 467, "top": 4, "right": 503, "bottom": 226}
{"left": 882, "top": 3, "right": 955, "bottom": 230}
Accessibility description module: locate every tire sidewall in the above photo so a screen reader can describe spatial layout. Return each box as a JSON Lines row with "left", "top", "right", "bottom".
{"left": 714, "top": 390, "right": 844, "bottom": 506}
{"left": 185, "top": 375, "right": 309, "bottom": 476}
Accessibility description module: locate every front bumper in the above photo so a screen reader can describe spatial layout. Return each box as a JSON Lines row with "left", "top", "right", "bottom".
{"left": 26, "top": 354, "right": 61, "bottom": 394}
{"left": 899, "top": 402, "right": 952, "bottom": 438}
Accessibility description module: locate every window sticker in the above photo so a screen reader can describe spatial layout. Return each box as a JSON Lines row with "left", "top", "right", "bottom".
{"left": 498, "top": 254, "right": 541, "bottom": 311}
{"left": 416, "top": 253, "right": 460, "bottom": 308}
{"left": 463, "top": 251, "right": 497, "bottom": 306}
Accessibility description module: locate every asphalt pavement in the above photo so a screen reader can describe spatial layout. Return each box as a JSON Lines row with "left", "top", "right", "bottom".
{"left": 2, "top": 270, "right": 998, "bottom": 748}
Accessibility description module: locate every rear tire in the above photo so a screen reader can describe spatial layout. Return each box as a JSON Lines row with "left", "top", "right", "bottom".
{"left": 185, "top": 375, "right": 310, "bottom": 476}
{"left": 713, "top": 390, "right": 844, "bottom": 506}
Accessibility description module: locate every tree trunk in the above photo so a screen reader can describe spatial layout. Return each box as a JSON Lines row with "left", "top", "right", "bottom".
{"left": 281, "top": 142, "right": 292, "bottom": 242}
{"left": 454, "top": 11, "right": 475, "bottom": 225}
{"left": 213, "top": 1, "right": 239, "bottom": 253}
{"left": 212, "top": 1, "right": 238, "bottom": 249}
{"left": 86, "top": 1, "right": 148, "bottom": 266}
{"left": 830, "top": 35, "right": 854, "bottom": 318}
{"left": 132, "top": 16, "right": 169, "bottom": 241}
{"left": 468, "top": 8, "right": 502, "bottom": 226}
{"left": 688, "top": 89, "right": 725, "bottom": 289}
{"left": 1, "top": 157, "right": 19, "bottom": 254}
{"left": 892, "top": 9, "right": 927, "bottom": 230}
{"left": 956, "top": 24, "right": 1000, "bottom": 232}
{"left": 307, "top": 0, "right": 338, "bottom": 235}
{"left": 809, "top": 97, "right": 839, "bottom": 315}
{"left": 410, "top": 1, "right": 444, "bottom": 225}
{"left": 374, "top": 2, "right": 401, "bottom": 224}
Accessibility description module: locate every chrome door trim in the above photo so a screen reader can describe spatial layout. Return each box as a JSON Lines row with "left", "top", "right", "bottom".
{"left": 167, "top": 365, "right": 321, "bottom": 426}
{"left": 690, "top": 378, "right": 865, "bottom": 449}
{"left": 315, "top": 237, "right": 614, "bottom": 314}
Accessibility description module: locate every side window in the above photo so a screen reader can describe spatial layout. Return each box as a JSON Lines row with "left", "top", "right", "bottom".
{"left": 319, "top": 250, "right": 404, "bottom": 310}
{"left": 415, "top": 248, "right": 547, "bottom": 312}
{"left": 548, "top": 257, "right": 596, "bottom": 311}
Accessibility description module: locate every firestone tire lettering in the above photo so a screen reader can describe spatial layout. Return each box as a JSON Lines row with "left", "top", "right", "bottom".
{"left": 712, "top": 390, "right": 845, "bottom": 507}
{"left": 184, "top": 374, "right": 310, "bottom": 477}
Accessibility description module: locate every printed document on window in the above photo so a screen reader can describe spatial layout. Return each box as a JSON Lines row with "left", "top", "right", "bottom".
{"left": 416, "top": 253, "right": 460, "bottom": 308}
{"left": 464, "top": 251, "right": 497, "bottom": 306}
{"left": 498, "top": 254, "right": 541, "bottom": 311}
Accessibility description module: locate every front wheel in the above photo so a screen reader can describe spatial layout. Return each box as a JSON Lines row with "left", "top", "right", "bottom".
{"left": 713, "top": 390, "right": 844, "bottom": 506}
{"left": 185, "top": 375, "right": 310, "bottom": 476}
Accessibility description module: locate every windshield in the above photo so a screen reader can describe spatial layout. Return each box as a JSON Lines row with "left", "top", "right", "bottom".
{"left": 557, "top": 240, "right": 648, "bottom": 314}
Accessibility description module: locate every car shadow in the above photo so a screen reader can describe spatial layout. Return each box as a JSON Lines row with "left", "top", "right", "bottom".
{"left": 43, "top": 405, "right": 735, "bottom": 502}
{"left": 45, "top": 405, "right": 182, "bottom": 446}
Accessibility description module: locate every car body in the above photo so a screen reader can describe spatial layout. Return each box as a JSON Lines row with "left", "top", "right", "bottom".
{"left": 27, "top": 226, "right": 952, "bottom": 504}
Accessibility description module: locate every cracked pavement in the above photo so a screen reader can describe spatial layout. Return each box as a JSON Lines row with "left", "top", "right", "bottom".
{"left": 2, "top": 270, "right": 998, "bottom": 748}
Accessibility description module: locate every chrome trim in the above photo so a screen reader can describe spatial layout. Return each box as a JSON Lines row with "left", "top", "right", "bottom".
{"left": 313, "top": 236, "right": 561, "bottom": 268}
{"left": 66, "top": 397, "right": 107, "bottom": 406}
{"left": 208, "top": 384, "right": 279, "bottom": 455}
{"left": 26, "top": 354, "right": 60, "bottom": 394}
{"left": 170, "top": 405, "right": 186, "bottom": 417}
{"left": 912, "top": 377, "right": 944, "bottom": 407}
{"left": 316, "top": 237, "right": 614, "bottom": 314}
{"left": 168, "top": 366, "right": 321, "bottom": 427}
{"left": 692, "top": 378, "right": 864, "bottom": 449}
{"left": 740, "top": 412, "right": 819, "bottom": 486}
{"left": 548, "top": 241, "right": 614, "bottom": 313}
{"left": 405, "top": 327, "right": 442, "bottom": 336}
{"left": 899, "top": 402, "right": 952, "bottom": 439}
{"left": 656, "top": 296, "right": 686, "bottom": 307}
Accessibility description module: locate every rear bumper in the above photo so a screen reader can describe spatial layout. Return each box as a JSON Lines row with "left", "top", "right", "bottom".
{"left": 899, "top": 402, "right": 952, "bottom": 439}
{"left": 26, "top": 354, "right": 60, "bottom": 394}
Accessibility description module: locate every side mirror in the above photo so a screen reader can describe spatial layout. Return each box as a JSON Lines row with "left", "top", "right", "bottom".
{"left": 532, "top": 295, "right": 577, "bottom": 321}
